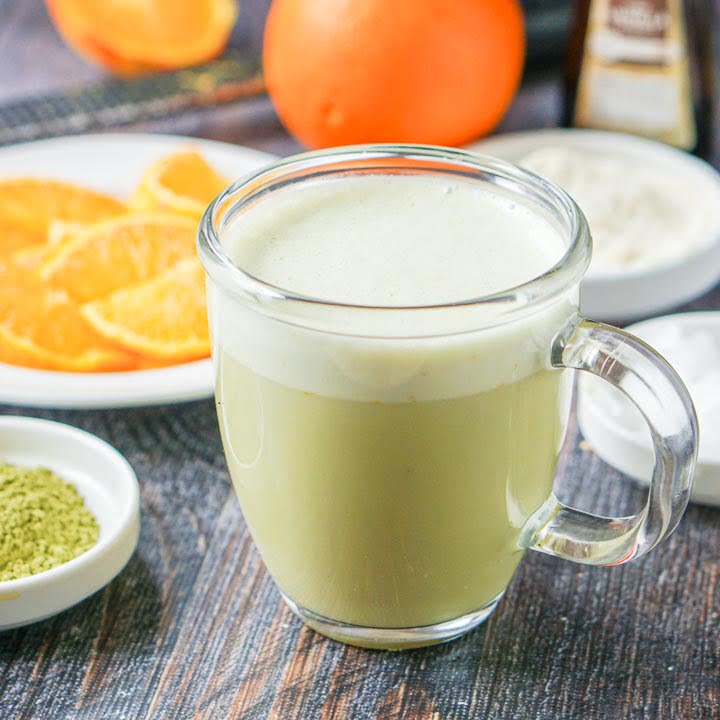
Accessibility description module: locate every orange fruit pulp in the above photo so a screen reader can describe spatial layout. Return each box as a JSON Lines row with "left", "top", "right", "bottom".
{"left": 0, "top": 149, "right": 225, "bottom": 373}
{"left": 0, "top": 264, "right": 136, "bottom": 372}
{"left": 130, "top": 150, "right": 230, "bottom": 218}
{"left": 38, "top": 213, "right": 199, "bottom": 304}
{"left": 81, "top": 258, "right": 210, "bottom": 362}
{"left": 0, "top": 178, "right": 124, "bottom": 255}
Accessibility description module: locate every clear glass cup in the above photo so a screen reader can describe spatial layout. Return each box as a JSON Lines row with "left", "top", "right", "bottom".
{"left": 198, "top": 145, "right": 697, "bottom": 650}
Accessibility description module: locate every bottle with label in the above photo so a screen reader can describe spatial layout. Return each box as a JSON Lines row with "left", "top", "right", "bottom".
{"left": 564, "top": 0, "right": 714, "bottom": 156}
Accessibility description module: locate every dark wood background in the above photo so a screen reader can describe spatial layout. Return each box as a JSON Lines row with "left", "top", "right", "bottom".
{"left": 1, "top": 2, "right": 719, "bottom": 718}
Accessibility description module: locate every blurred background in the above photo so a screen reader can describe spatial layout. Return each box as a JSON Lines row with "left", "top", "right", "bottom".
{"left": 0, "top": 0, "right": 578, "bottom": 155}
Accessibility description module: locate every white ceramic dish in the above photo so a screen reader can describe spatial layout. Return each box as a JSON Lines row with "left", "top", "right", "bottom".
{"left": 467, "top": 129, "right": 720, "bottom": 322}
{"left": 578, "top": 312, "right": 720, "bottom": 507}
{"left": 0, "top": 133, "right": 276, "bottom": 408}
{"left": 0, "top": 416, "right": 140, "bottom": 629}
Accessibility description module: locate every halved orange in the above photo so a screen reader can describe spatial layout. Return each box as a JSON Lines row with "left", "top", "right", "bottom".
{"left": 81, "top": 257, "right": 209, "bottom": 362}
{"left": 38, "top": 213, "right": 198, "bottom": 304}
{"left": 0, "top": 178, "right": 125, "bottom": 255}
{"left": 46, "top": 0, "right": 237, "bottom": 76}
{"left": 0, "top": 267, "right": 136, "bottom": 372}
{"left": 130, "top": 150, "right": 229, "bottom": 218}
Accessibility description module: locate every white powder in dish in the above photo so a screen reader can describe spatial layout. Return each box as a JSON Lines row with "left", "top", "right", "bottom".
{"left": 520, "top": 146, "right": 719, "bottom": 275}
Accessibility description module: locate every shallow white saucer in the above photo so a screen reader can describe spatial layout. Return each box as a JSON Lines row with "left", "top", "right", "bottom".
{"left": 0, "top": 416, "right": 140, "bottom": 629}
{"left": 578, "top": 312, "right": 720, "bottom": 507}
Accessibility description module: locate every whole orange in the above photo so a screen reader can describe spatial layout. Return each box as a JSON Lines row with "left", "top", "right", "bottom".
{"left": 263, "top": 0, "right": 525, "bottom": 149}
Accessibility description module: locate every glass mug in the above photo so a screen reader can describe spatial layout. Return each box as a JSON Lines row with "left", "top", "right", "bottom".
{"left": 198, "top": 145, "right": 697, "bottom": 650}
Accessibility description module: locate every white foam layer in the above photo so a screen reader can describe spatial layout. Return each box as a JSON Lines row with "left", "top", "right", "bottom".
{"left": 212, "top": 173, "right": 575, "bottom": 401}
{"left": 211, "top": 292, "right": 576, "bottom": 402}
{"left": 224, "top": 174, "right": 565, "bottom": 306}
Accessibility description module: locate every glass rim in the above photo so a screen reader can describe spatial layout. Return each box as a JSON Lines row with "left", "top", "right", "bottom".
{"left": 198, "top": 143, "right": 592, "bottom": 313}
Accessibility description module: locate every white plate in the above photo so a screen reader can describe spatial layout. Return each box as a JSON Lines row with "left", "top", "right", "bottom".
{"left": 0, "top": 133, "right": 276, "bottom": 408}
{"left": 467, "top": 129, "right": 720, "bottom": 322}
{"left": 578, "top": 312, "right": 720, "bottom": 507}
{"left": 0, "top": 416, "right": 140, "bottom": 629}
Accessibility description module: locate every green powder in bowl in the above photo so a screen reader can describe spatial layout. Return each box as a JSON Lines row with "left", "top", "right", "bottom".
{"left": 0, "top": 462, "right": 99, "bottom": 582}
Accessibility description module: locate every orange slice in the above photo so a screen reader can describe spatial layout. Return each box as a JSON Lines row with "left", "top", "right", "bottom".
{"left": 8, "top": 220, "right": 90, "bottom": 273}
{"left": 38, "top": 213, "right": 198, "bottom": 304}
{"left": 130, "top": 150, "right": 229, "bottom": 218}
{"left": 47, "top": 219, "right": 88, "bottom": 246}
{"left": 8, "top": 220, "right": 88, "bottom": 273}
{"left": 9, "top": 245, "right": 50, "bottom": 273}
{"left": 0, "top": 178, "right": 125, "bottom": 255}
{"left": 0, "top": 268, "right": 136, "bottom": 372}
{"left": 81, "top": 258, "right": 209, "bottom": 362}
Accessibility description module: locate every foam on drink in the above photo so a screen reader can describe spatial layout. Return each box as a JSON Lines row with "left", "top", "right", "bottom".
{"left": 217, "top": 174, "right": 572, "bottom": 403}
{"left": 226, "top": 174, "right": 566, "bottom": 306}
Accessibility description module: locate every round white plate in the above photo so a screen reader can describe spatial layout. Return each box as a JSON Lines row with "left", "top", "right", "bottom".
{"left": 578, "top": 312, "right": 720, "bottom": 507}
{"left": 0, "top": 133, "right": 276, "bottom": 408}
{"left": 0, "top": 416, "right": 140, "bottom": 629}
{"left": 467, "top": 129, "right": 720, "bottom": 322}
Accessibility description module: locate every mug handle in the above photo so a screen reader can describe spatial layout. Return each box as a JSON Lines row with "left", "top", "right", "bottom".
{"left": 528, "top": 317, "right": 698, "bottom": 566}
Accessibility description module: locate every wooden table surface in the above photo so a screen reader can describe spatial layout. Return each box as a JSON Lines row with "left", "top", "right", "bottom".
{"left": 1, "top": 3, "right": 720, "bottom": 719}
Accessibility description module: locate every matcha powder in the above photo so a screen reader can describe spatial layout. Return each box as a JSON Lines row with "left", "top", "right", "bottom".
{"left": 0, "top": 463, "right": 99, "bottom": 582}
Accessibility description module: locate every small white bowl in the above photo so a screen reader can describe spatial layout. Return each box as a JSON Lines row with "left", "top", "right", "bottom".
{"left": 0, "top": 416, "right": 140, "bottom": 629}
{"left": 467, "top": 129, "right": 720, "bottom": 322}
{"left": 578, "top": 312, "right": 720, "bottom": 507}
